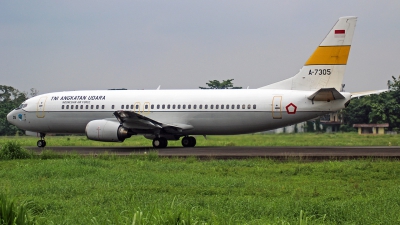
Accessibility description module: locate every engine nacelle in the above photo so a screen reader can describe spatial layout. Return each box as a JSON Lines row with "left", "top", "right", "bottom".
{"left": 85, "top": 120, "right": 131, "bottom": 142}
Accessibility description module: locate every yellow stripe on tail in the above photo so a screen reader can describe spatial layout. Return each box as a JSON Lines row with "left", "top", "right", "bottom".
{"left": 305, "top": 46, "right": 351, "bottom": 65}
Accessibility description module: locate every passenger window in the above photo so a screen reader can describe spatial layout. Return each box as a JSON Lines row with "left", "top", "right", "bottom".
{"left": 221, "top": 105, "right": 224, "bottom": 109}
{"left": 187, "top": 105, "right": 190, "bottom": 109}
{"left": 247, "top": 104, "right": 251, "bottom": 109}
{"left": 216, "top": 105, "right": 219, "bottom": 109}
{"left": 76, "top": 105, "right": 78, "bottom": 109}
{"left": 177, "top": 105, "right": 181, "bottom": 109}
{"left": 242, "top": 104, "right": 245, "bottom": 109}
{"left": 126, "top": 105, "right": 129, "bottom": 109}
{"left": 121, "top": 105, "right": 124, "bottom": 109}
{"left": 157, "top": 104, "right": 160, "bottom": 109}
{"left": 173, "top": 104, "right": 176, "bottom": 109}
{"left": 136, "top": 105, "right": 139, "bottom": 110}
{"left": 71, "top": 105, "right": 74, "bottom": 109}
{"left": 182, "top": 105, "right": 185, "bottom": 109}
{"left": 210, "top": 105, "right": 214, "bottom": 109}
{"left": 162, "top": 104, "right": 165, "bottom": 109}
{"left": 253, "top": 104, "right": 256, "bottom": 109}
{"left": 91, "top": 105, "right": 94, "bottom": 109}
{"left": 66, "top": 105, "right": 69, "bottom": 109}
{"left": 232, "top": 104, "right": 235, "bottom": 109}
{"left": 151, "top": 105, "right": 154, "bottom": 109}
{"left": 237, "top": 105, "right": 240, "bottom": 109}
{"left": 62, "top": 105, "right": 65, "bottom": 109}
{"left": 111, "top": 105, "right": 114, "bottom": 109}
{"left": 96, "top": 105, "right": 99, "bottom": 109}
{"left": 167, "top": 104, "right": 170, "bottom": 109}
{"left": 145, "top": 105, "right": 148, "bottom": 110}
{"left": 131, "top": 105, "right": 134, "bottom": 109}
{"left": 80, "top": 105, "right": 83, "bottom": 109}
{"left": 86, "top": 105, "right": 89, "bottom": 109}
{"left": 102, "top": 105, "right": 105, "bottom": 109}
{"left": 193, "top": 105, "right": 196, "bottom": 109}
{"left": 205, "top": 105, "right": 208, "bottom": 109}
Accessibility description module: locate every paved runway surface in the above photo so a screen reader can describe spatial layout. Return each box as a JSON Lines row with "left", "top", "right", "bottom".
{"left": 26, "top": 146, "right": 400, "bottom": 160}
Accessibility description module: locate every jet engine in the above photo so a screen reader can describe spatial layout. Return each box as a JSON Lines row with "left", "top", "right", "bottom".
{"left": 85, "top": 120, "right": 131, "bottom": 142}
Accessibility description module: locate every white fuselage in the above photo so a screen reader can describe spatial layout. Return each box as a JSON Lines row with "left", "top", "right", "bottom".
{"left": 7, "top": 89, "right": 350, "bottom": 135}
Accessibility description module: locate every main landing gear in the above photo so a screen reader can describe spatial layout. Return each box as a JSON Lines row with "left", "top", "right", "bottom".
{"left": 152, "top": 137, "right": 168, "bottom": 148}
{"left": 37, "top": 133, "right": 46, "bottom": 148}
{"left": 152, "top": 136, "right": 197, "bottom": 148}
{"left": 181, "top": 136, "right": 196, "bottom": 147}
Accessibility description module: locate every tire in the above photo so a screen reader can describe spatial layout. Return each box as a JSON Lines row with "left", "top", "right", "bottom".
{"left": 153, "top": 137, "right": 168, "bottom": 148}
{"left": 181, "top": 137, "right": 191, "bottom": 147}
{"left": 37, "top": 140, "right": 46, "bottom": 148}
{"left": 189, "top": 136, "right": 196, "bottom": 147}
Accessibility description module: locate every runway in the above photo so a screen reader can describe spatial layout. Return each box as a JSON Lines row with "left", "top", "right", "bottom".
{"left": 26, "top": 146, "right": 400, "bottom": 160}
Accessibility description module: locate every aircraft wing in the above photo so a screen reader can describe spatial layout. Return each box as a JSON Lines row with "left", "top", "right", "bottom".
{"left": 351, "top": 89, "right": 387, "bottom": 98}
{"left": 113, "top": 110, "right": 193, "bottom": 134}
{"left": 307, "top": 88, "right": 345, "bottom": 101}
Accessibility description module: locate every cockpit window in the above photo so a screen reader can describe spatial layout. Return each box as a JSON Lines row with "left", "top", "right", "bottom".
{"left": 16, "top": 104, "right": 28, "bottom": 110}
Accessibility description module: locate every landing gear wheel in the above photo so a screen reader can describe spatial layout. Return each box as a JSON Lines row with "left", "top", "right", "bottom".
{"left": 37, "top": 140, "right": 46, "bottom": 148}
{"left": 181, "top": 137, "right": 191, "bottom": 147}
{"left": 189, "top": 136, "right": 196, "bottom": 147}
{"left": 152, "top": 137, "right": 168, "bottom": 148}
{"left": 182, "top": 136, "right": 196, "bottom": 147}
{"left": 37, "top": 133, "right": 46, "bottom": 148}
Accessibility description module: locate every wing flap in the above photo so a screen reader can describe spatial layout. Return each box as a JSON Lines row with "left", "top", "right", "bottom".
{"left": 307, "top": 88, "right": 345, "bottom": 101}
{"left": 113, "top": 111, "right": 193, "bottom": 133}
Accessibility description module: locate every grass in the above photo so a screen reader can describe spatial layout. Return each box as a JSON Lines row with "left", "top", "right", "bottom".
{"left": 1, "top": 154, "right": 400, "bottom": 224}
{"left": 1, "top": 134, "right": 400, "bottom": 224}
{"left": 0, "top": 193, "right": 36, "bottom": 225}
{"left": 1, "top": 132, "right": 400, "bottom": 147}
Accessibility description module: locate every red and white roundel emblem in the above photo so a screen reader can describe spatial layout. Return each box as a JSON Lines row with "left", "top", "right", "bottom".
{"left": 285, "top": 103, "right": 297, "bottom": 114}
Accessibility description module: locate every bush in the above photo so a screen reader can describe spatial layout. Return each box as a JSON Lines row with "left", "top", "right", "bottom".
{"left": 340, "top": 124, "right": 357, "bottom": 132}
{"left": 0, "top": 193, "right": 36, "bottom": 225}
{"left": 0, "top": 141, "right": 31, "bottom": 160}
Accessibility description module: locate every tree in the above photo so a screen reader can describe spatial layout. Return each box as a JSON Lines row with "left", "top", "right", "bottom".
{"left": 199, "top": 79, "right": 242, "bottom": 89}
{"left": 341, "top": 75, "right": 400, "bottom": 130}
{"left": 0, "top": 85, "right": 29, "bottom": 135}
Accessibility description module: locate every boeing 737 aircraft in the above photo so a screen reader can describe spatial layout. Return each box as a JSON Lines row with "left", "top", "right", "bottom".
{"left": 8, "top": 16, "right": 368, "bottom": 148}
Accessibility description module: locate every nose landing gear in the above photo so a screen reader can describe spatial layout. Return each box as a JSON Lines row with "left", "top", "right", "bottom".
{"left": 37, "top": 133, "right": 46, "bottom": 148}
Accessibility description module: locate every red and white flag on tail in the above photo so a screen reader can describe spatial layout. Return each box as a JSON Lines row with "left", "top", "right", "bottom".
{"left": 334, "top": 29, "right": 345, "bottom": 38}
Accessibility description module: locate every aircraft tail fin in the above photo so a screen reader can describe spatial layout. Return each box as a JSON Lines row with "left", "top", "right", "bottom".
{"left": 260, "top": 16, "right": 357, "bottom": 91}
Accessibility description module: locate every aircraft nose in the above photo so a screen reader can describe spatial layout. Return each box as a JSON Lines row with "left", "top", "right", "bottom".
{"left": 6, "top": 111, "right": 15, "bottom": 125}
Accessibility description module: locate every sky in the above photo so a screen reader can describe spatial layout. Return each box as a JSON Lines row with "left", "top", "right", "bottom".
{"left": 1, "top": 1, "right": 400, "bottom": 94}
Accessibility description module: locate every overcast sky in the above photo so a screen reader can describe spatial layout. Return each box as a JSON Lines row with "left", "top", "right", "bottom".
{"left": 1, "top": 1, "right": 399, "bottom": 94}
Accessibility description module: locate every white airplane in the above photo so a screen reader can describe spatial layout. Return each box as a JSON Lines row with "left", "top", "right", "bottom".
{"left": 8, "top": 16, "right": 367, "bottom": 148}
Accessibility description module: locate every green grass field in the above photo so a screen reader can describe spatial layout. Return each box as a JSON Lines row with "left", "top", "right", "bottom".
{"left": 1, "top": 156, "right": 400, "bottom": 224}
{"left": 1, "top": 132, "right": 400, "bottom": 147}
{"left": 1, "top": 134, "right": 400, "bottom": 224}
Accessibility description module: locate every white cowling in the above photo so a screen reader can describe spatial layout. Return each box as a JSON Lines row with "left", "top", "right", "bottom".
{"left": 85, "top": 120, "right": 130, "bottom": 142}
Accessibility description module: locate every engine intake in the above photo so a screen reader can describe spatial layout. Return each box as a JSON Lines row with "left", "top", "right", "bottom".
{"left": 85, "top": 120, "right": 131, "bottom": 142}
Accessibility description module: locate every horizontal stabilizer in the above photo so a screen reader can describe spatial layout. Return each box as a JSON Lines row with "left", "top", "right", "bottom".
{"left": 351, "top": 89, "right": 387, "bottom": 98}
{"left": 307, "top": 88, "right": 345, "bottom": 101}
